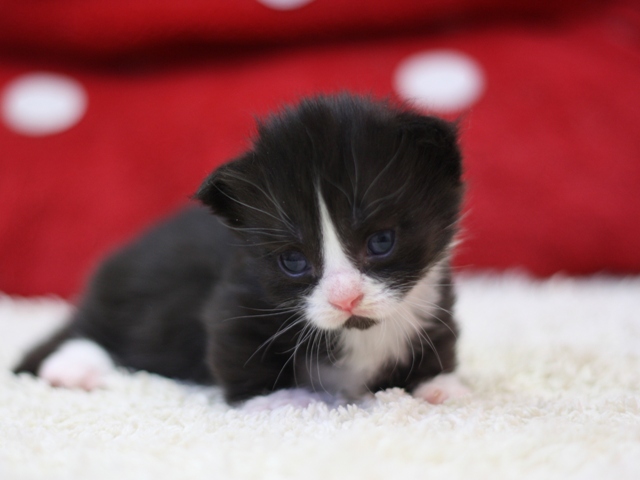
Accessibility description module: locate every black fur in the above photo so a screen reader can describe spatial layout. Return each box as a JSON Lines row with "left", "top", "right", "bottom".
{"left": 15, "top": 94, "right": 463, "bottom": 404}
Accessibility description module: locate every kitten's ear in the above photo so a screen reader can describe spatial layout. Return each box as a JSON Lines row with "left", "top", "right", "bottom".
{"left": 194, "top": 154, "right": 252, "bottom": 227}
{"left": 398, "top": 112, "right": 462, "bottom": 181}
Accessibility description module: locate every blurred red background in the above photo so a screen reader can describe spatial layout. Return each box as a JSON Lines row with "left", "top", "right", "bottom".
{"left": 1, "top": 0, "right": 639, "bottom": 298}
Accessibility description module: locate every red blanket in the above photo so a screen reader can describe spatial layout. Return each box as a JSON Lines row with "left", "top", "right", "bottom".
{"left": 1, "top": 0, "right": 639, "bottom": 297}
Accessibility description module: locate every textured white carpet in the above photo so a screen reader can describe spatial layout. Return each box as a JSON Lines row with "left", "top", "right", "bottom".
{"left": 2, "top": 275, "right": 639, "bottom": 480}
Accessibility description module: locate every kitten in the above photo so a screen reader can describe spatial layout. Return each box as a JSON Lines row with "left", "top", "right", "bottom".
{"left": 14, "top": 94, "right": 468, "bottom": 405}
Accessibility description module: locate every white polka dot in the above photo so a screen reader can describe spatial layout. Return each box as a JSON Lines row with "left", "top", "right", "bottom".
{"left": 256, "top": 0, "right": 314, "bottom": 10}
{"left": 2, "top": 72, "right": 87, "bottom": 136}
{"left": 394, "top": 50, "right": 485, "bottom": 113}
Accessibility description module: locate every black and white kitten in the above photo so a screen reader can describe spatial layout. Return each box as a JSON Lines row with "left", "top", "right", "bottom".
{"left": 15, "top": 94, "right": 469, "bottom": 406}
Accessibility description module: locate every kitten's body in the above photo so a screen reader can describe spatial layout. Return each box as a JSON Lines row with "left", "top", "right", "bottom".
{"left": 15, "top": 95, "right": 466, "bottom": 405}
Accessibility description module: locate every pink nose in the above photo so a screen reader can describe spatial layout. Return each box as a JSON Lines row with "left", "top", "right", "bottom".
{"left": 330, "top": 293, "right": 363, "bottom": 313}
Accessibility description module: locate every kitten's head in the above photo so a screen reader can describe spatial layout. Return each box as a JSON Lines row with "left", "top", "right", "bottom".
{"left": 196, "top": 94, "right": 463, "bottom": 331}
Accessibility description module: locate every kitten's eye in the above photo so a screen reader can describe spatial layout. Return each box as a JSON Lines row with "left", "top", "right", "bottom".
{"left": 279, "top": 250, "right": 310, "bottom": 276}
{"left": 367, "top": 230, "right": 395, "bottom": 256}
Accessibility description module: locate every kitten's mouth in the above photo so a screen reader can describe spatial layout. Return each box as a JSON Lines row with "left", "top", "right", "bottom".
{"left": 343, "top": 316, "right": 377, "bottom": 330}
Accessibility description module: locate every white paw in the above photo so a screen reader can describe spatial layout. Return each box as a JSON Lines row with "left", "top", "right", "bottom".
{"left": 241, "top": 388, "right": 326, "bottom": 413}
{"left": 413, "top": 373, "right": 470, "bottom": 405}
{"left": 37, "top": 339, "right": 115, "bottom": 391}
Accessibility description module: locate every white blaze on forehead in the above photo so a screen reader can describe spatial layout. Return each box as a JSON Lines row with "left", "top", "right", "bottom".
{"left": 318, "top": 194, "right": 362, "bottom": 304}
{"left": 304, "top": 192, "right": 363, "bottom": 330}
{"left": 317, "top": 193, "right": 357, "bottom": 275}
{"left": 317, "top": 193, "right": 364, "bottom": 309}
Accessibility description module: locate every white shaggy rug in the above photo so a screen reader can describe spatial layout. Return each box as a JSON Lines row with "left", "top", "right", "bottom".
{"left": 1, "top": 275, "right": 639, "bottom": 480}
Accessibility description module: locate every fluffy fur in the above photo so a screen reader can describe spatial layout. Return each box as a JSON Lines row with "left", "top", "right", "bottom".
{"left": 14, "top": 94, "right": 465, "bottom": 404}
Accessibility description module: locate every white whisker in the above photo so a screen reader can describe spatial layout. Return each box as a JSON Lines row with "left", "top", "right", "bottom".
{"left": 244, "top": 313, "right": 305, "bottom": 366}
{"left": 213, "top": 183, "right": 293, "bottom": 230}
{"left": 224, "top": 172, "right": 295, "bottom": 231}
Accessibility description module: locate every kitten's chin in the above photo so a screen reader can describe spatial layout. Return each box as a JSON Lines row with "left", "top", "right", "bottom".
{"left": 343, "top": 316, "right": 377, "bottom": 331}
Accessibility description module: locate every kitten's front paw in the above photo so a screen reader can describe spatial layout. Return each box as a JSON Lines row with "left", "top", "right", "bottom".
{"left": 37, "top": 339, "right": 115, "bottom": 391}
{"left": 413, "top": 373, "right": 470, "bottom": 405}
